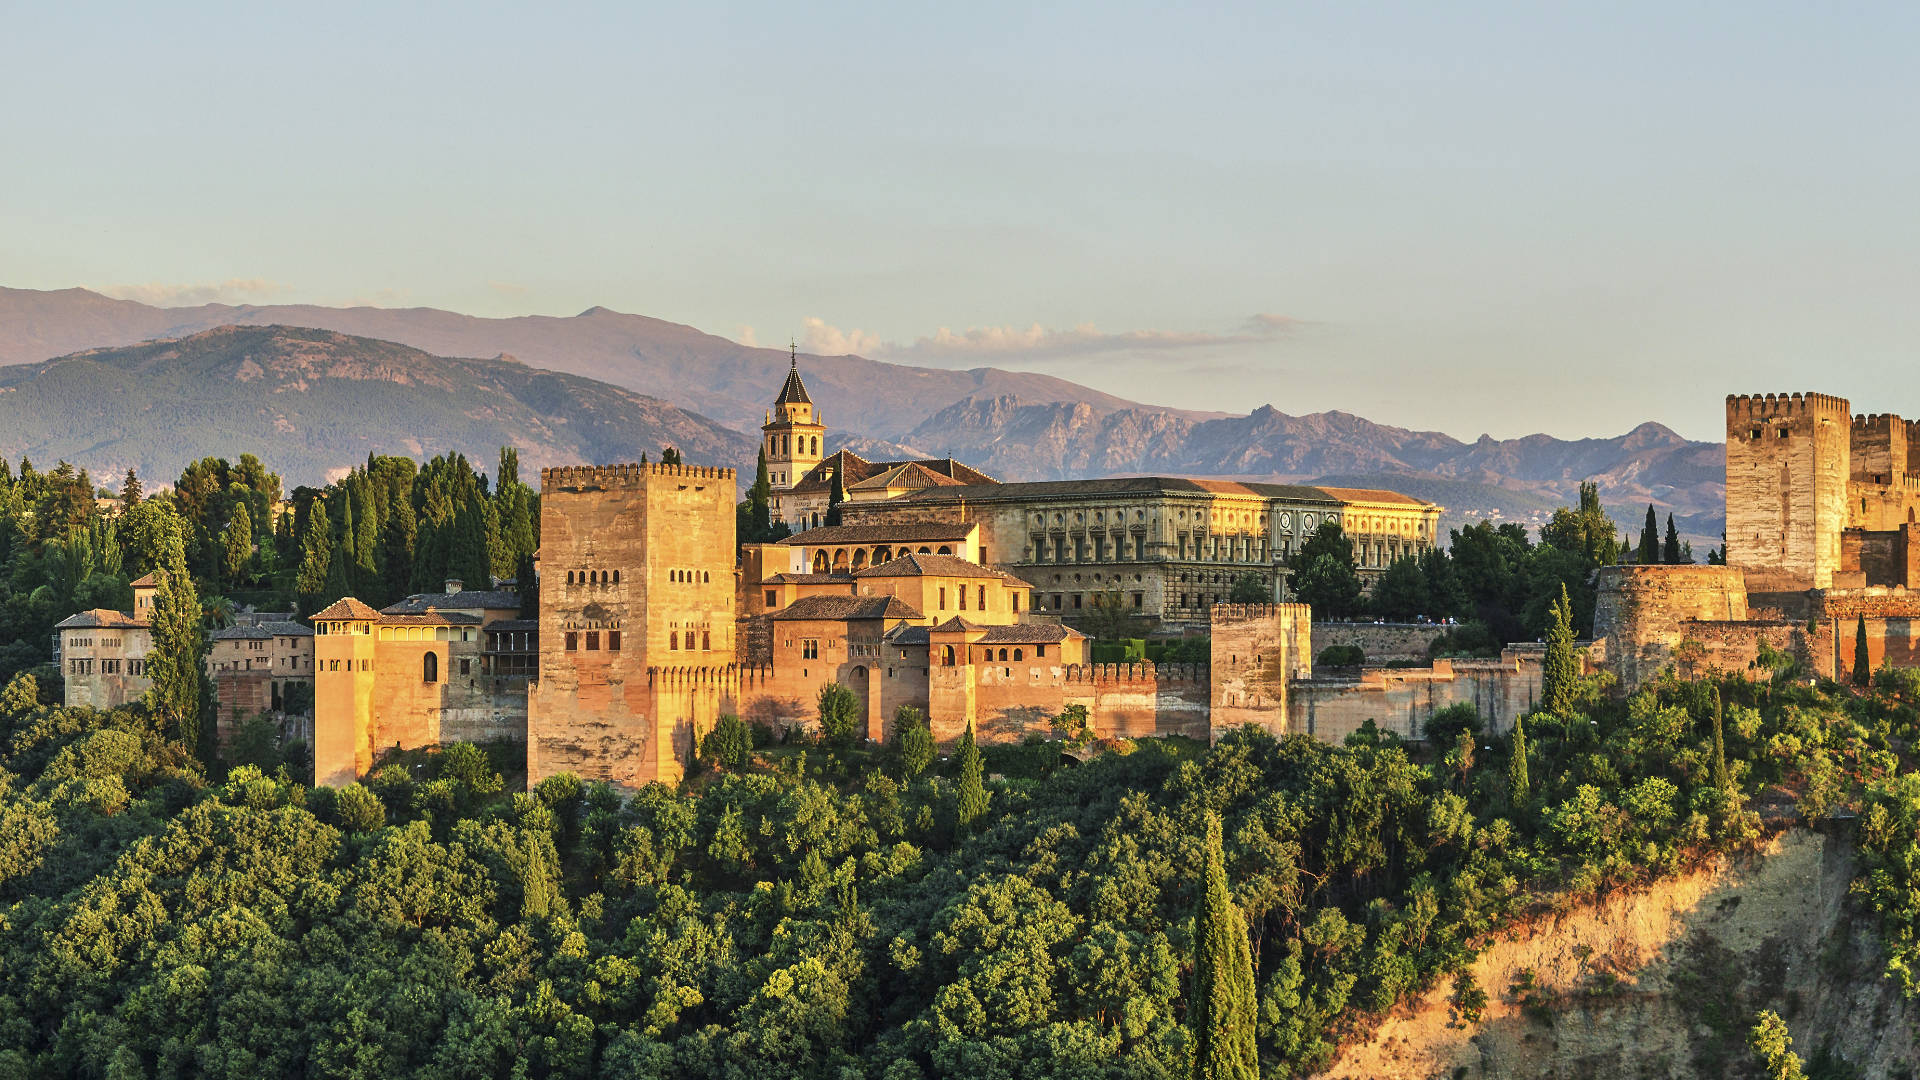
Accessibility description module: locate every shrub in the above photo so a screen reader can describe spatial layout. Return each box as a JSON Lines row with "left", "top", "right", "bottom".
{"left": 1316, "top": 645, "right": 1365, "bottom": 667}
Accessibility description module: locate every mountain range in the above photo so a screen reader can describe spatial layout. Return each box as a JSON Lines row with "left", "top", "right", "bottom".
{"left": 0, "top": 287, "right": 1727, "bottom": 541}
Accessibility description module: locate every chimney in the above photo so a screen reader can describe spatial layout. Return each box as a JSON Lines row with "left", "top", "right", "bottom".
{"left": 444, "top": 578, "right": 463, "bottom": 595}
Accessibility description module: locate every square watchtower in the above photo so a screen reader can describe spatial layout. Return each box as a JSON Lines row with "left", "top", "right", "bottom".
{"left": 1725, "top": 392, "right": 1851, "bottom": 591}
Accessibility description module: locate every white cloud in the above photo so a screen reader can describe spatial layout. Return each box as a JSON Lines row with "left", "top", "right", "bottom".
{"left": 806, "top": 313, "right": 1300, "bottom": 362}
{"left": 99, "top": 278, "right": 290, "bottom": 307}
{"left": 801, "top": 316, "right": 884, "bottom": 357}
{"left": 736, "top": 325, "right": 760, "bottom": 348}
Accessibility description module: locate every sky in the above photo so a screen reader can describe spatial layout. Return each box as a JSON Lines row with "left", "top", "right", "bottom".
{"left": 3, "top": 2, "right": 1917, "bottom": 442}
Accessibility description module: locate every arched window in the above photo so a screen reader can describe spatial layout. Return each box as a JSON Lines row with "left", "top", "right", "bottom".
{"left": 703, "top": 631, "right": 711, "bottom": 650}
{"left": 942, "top": 645, "right": 955, "bottom": 666}
{"left": 613, "top": 570, "right": 620, "bottom": 583}
{"left": 670, "top": 631, "right": 679, "bottom": 650}
{"left": 998, "top": 648, "right": 1009, "bottom": 661}
{"left": 423, "top": 652, "right": 438, "bottom": 683}
{"left": 1013, "top": 648, "right": 1023, "bottom": 661}
{"left": 703, "top": 571, "right": 710, "bottom": 583}
{"left": 566, "top": 571, "right": 574, "bottom": 584}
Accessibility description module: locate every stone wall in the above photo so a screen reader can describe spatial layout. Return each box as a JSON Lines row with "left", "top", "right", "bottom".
{"left": 1287, "top": 651, "right": 1544, "bottom": 744}
{"left": 1308, "top": 621, "right": 1449, "bottom": 663}
{"left": 1211, "top": 603, "right": 1310, "bottom": 737}
{"left": 1593, "top": 564, "right": 1750, "bottom": 689}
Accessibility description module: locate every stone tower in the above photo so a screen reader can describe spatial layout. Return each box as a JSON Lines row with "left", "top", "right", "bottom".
{"left": 526, "top": 462, "right": 737, "bottom": 789}
{"left": 762, "top": 347, "right": 825, "bottom": 524}
{"left": 311, "top": 598, "right": 381, "bottom": 788}
{"left": 1725, "top": 392, "right": 1851, "bottom": 592}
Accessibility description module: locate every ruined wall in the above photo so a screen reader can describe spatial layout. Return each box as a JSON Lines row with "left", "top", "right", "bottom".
{"left": 1287, "top": 651, "right": 1544, "bottom": 744}
{"left": 1725, "top": 392, "right": 1850, "bottom": 591}
{"left": 528, "top": 463, "right": 736, "bottom": 789}
{"left": 1593, "top": 565, "right": 1750, "bottom": 689}
{"left": 1309, "top": 621, "right": 1448, "bottom": 663}
{"left": 1064, "top": 663, "right": 1211, "bottom": 741}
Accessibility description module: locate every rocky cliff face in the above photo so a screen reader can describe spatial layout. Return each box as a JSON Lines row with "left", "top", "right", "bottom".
{"left": 1320, "top": 830, "right": 1917, "bottom": 1080}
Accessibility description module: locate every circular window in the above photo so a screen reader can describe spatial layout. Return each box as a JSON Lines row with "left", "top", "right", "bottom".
{"left": 1053, "top": 513, "right": 1063, "bottom": 525}
{"left": 1135, "top": 509, "right": 1145, "bottom": 521}
{"left": 1074, "top": 513, "right": 1083, "bottom": 525}
{"left": 1278, "top": 511, "right": 1292, "bottom": 529}
{"left": 1094, "top": 511, "right": 1103, "bottom": 524}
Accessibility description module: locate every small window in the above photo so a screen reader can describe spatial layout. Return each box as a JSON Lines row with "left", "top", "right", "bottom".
{"left": 766, "top": 590, "right": 778, "bottom": 606}
{"left": 959, "top": 588, "right": 967, "bottom": 611}
{"left": 978, "top": 585, "right": 986, "bottom": 610}
{"left": 670, "top": 631, "right": 679, "bottom": 650}
{"left": 565, "top": 632, "right": 578, "bottom": 651}
{"left": 1036, "top": 644, "right": 1047, "bottom": 658}
{"left": 586, "top": 631, "right": 600, "bottom": 651}
{"left": 939, "top": 587, "right": 948, "bottom": 610}
{"left": 566, "top": 571, "right": 575, "bottom": 585}
{"left": 1012, "top": 593, "right": 1021, "bottom": 613}
{"left": 612, "top": 570, "right": 620, "bottom": 584}
{"left": 703, "top": 631, "right": 712, "bottom": 651}
{"left": 1014, "top": 648, "right": 1024, "bottom": 661}
{"left": 459, "top": 658, "right": 471, "bottom": 675}
{"left": 423, "top": 652, "right": 439, "bottom": 683}
{"left": 608, "top": 631, "right": 621, "bottom": 651}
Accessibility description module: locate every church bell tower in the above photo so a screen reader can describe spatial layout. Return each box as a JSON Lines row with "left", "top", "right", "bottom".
{"left": 762, "top": 344, "right": 826, "bottom": 523}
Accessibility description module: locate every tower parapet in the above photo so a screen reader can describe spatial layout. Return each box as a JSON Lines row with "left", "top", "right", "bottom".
{"left": 1725, "top": 391, "right": 1851, "bottom": 592}
{"left": 540, "top": 463, "right": 737, "bottom": 491}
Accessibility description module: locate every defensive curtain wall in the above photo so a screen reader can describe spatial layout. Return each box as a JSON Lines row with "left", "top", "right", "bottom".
{"left": 1308, "top": 621, "right": 1452, "bottom": 663}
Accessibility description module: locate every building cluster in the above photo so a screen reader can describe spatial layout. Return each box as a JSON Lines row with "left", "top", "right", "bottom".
{"left": 103, "top": 367, "right": 1920, "bottom": 790}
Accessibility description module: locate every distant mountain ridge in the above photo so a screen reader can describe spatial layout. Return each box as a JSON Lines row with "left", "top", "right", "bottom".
{"left": 0, "top": 324, "right": 753, "bottom": 486}
{"left": 0, "top": 287, "right": 1725, "bottom": 538}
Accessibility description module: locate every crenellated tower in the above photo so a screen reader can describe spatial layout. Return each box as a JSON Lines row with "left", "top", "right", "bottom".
{"left": 762, "top": 344, "right": 826, "bottom": 525}
{"left": 1725, "top": 392, "right": 1851, "bottom": 592}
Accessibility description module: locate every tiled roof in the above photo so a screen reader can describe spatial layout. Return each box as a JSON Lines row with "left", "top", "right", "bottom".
{"left": 56, "top": 608, "right": 146, "bottom": 630}
{"left": 380, "top": 612, "right": 483, "bottom": 626}
{"left": 773, "top": 595, "right": 925, "bottom": 622}
{"left": 855, "top": 552, "right": 1032, "bottom": 585}
{"left": 484, "top": 619, "right": 539, "bottom": 633}
{"left": 979, "top": 623, "right": 1084, "bottom": 644}
{"left": 211, "top": 626, "right": 274, "bottom": 640}
{"left": 1312, "top": 486, "right": 1434, "bottom": 507}
{"left": 929, "top": 616, "right": 986, "bottom": 633}
{"left": 261, "top": 621, "right": 314, "bottom": 637}
{"left": 871, "top": 476, "right": 1435, "bottom": 509}
{"left": 381, "top": 589, "right": 522, "bottom": 615}
{"left": 783, "top": 522, "right": 976, "bottom": 545}
{"left": 789, "top": 451, "right": 997, "bottom": 496}
{"left": 310, "top": 597, "right": 383, "bottom": 621}
{"left": 775, "top": 357, "right": 812, "bottom": 406}
{"left": 764, "top": 572, "right": 858, "bottom": 585}
{"left": 848, "top": 462, "right": 970, "bottom": 492}
{"left": 128, "top": 572, "right": 158, "bottom": 589}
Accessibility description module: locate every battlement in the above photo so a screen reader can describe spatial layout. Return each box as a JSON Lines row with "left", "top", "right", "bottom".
{"left": 646, "top": 664, "right": 741, "bottom": 687}
{"left": 1063, "top": 661, "right": 1208, "bottom": 685}
{"left": 540, "top": 462, "right": 738, "bottom": 491}
{"left": 1852, "top": 412, "right": 1908, "bottom": 432}
{"left": 1726, "top": 392, "right": 1851, "bottom": 427}
{"left": 1209, "top": 602, "right": 1311, "bottom": 624}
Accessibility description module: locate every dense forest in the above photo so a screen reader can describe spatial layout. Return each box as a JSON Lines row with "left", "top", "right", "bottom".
{"left": 1, "top": 621, "right": 1918, "bottom": 1076}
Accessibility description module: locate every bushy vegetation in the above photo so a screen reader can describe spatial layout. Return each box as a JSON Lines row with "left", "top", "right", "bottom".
{"left": 1, "top": 647, "right": 1913, "bottom": 1078}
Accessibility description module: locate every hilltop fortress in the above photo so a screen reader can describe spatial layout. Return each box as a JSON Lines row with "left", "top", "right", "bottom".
{"left": 1593, "top": 392, "right": 1920, "bottom": 685}
{"left": 69, "top": 370, "right": 1907, "bottom": 789}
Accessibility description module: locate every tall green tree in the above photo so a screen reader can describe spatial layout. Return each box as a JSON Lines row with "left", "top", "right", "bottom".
{"left": 825, "top": 467, "right": 847, "bottom": 527}
{"left": 1508, "top": 712, "right": 1531, "bottom": 807}
{"left": 1542, "top": 583, "right": 1578, "bottom": 716}
{"left": 1190, "top": 810, "right": 1258, "bottom": 1080}
{"left": 955, "top": 720, "right": 988, "bottom": 830}
{"left": 1711, "top": 687, "right": 1731, "bottom": 792}
{"left": 1662, "top": 514, "right": 1682, "bottom": 564}
{"left": 143, "top": 565, "right": 205, "bottom": 752}
{"left": 1540, "top": 481, "right": 1619, "bottom": 566}
{"left": 1854, "top": 615, "right": 1872, "bottom": 686}
{"left": 1638, "top": 505, "right": 1660, "bottom": 565}
{"left": 1291, "top": 521, "right": 1363, "bottom": 618}
{"left": 659, "top": 447, "right": 682, "bottom": 467}
{"left": 119, "top": 468, "right": 142, "bottom": 509}
{"left": 221, "top": 507, "right": 252, "bottom": 587}
{"left": 296, "top": 499, "right": 332, "bottom": 606}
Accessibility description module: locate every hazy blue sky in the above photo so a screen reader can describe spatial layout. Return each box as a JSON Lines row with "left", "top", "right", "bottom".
{"left": 4, "top": 2, "right": 1916, "bottom": 441}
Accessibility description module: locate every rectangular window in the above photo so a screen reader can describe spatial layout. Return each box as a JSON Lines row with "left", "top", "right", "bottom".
{"left": 565, "top": 632, "right": 579, "bottom": 651}
{"left": 1133, "top": 592, "right": 1144, "bottom": 608}
{"left": 978, "top": 585, "right": 986, "bottom": 610}
{"left": 765, "top": 590, "right": 777, "bottom": 606}
{"left": 459, "top": 659, "right": 471, "bottom": 675}
{"left": 586, "top": 631, "right": 600, "bottom": 651}
{"left": 1012, "top": 593, "right": 1021, "bottom": 613}
{"left": 959, "top": 587, "right": 967, "bottom": 610}
{"left": 609, "top": 631, "right": 621, "bottom": 651}
{"left": 1036, "top": 644, "right": 1046, "bottom": 658}
{"left": 939, "top": 587, "right": 948, "bottom": 610}
{"left": 1072, "top": 594, "right": 1083, "bottom": 609}
{"left": 803, "top": 639, "right": 819, "bottom": 660}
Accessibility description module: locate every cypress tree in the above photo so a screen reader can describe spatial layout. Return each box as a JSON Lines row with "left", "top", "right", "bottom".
{"left": 351, "top": 475, "right": 379, "bottom": 597}
{"left": 1854, "top": 615, "right": 1872, "bottom": 686}
{"left": 1542, "top": 583, "right": 1578, "bottom": 715}
{"left": 660, "top": 446, "right": 682, "bottom": 466}
{"left": 749, "top": 447, "right": 773, "bottom": 540}
{"left": 1508, "top": 712, "right": 1531, "bottom": 808}
{"left": 120, "top": 468, "right": 142, "bottom": 508}
{"left": 296, "top": 498, "right": 332, "bottom": 605}
{"left": 221, "top": 508, "right": 252, "bottom": 587}
{"left": 1638, "top": 505, "right": 1659, "bottom": 565}
{"left": 1191, "top": 810, "right": 1259, "bottom": 1080}
{"left": 955, "top": 719, "right": 988, "bottom": 830}
{"left": 1711, "top": 686, "right": 1731, "bottom": 792}
{"left": 144, "top": 565, "right": 205, "bottom": 752}
{"left": 825, "top": 467, "right": 847, "bottom": 527}
{"left": 1663, "top": 514, "right": 1682, "bottom": 564}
